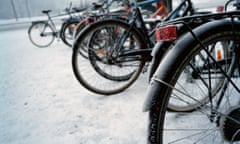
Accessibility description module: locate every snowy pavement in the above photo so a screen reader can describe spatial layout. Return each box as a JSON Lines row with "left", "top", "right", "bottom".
{"left": 0, "top": 28, "right": 149, "bottom": 144}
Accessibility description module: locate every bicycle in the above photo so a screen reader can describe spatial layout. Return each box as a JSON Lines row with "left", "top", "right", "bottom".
{"left": 144, "top": 1, "right": 240, "bottom": 143}
{"left": 73, "top": 0, "right": 128, "bottom": 59}
{"left": 71, "top": 0, "right": 213, "bottom": 95}
{"left": 74, "top": 0, "right": 128, "bottom": 37}
{"left": 28, "top": 3, "right": 84, "bottom": 48}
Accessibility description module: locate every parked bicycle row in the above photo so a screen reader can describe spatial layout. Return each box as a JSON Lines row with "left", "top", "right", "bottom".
{"left": 28, "top": 0, "right": 240, "bottom": 143}
{"left": 27, "top": 0, "right": 179, "bottom": 93}
{"left": 71, "top": 0, "right": 240, "bottom": 143}
{"left": 71, "top": 0, "right": 223, "bottom": 95}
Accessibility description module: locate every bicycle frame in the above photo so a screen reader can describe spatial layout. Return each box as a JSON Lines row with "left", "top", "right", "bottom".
{"left": 45, "top": 13, "right": 58, "bottom": 36}
{"left": 39, "top": 10, "right": 83, "bottom": 41}
{"left": 73, "top": 0, "right": 128, "bottom": 37}
{"left": 31, "top": 11, "right": 60, "bottom": 39}
{"left": 39, "top": 3, "right": 85, "bottom": 38}
{"left": 118, "top": 0, "right": 197, "bottom": 59}
{"left": 100, "top": 7, "right": 154, "bottom": 65}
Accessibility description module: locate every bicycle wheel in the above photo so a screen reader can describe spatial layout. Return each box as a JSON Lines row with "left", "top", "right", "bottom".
{"left": 88, "top": 25, "right": 137, "bottom": 81}
{"left": 28, "top": 21, "right": 55, "bottom": 48}
{"left": 166, "top": 40, "right": 230, "bottom": 112}
{"left": 72, "top": 19, "right": 146, "bottom": 95}
{"left": 60, "top": 20, "right": 80, "bottom": 47}
{"left": 147, "top": 19, "right": 240, "bottom": 144}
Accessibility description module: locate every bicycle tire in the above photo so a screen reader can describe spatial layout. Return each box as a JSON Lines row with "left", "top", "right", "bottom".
{"left": 147, "top": 19, "right": 240, "bottom": 144}
{"left": 72, "top": 19, "right": 146, "bottom": 95}
{"left": 60, "top": 20, "right": 80, "bottom": 47}
{"left": 74, "top": 20, "right": 88, "bottom": 38}
{"left": 73, "top": 21, "right": 89, "bottom": 59}
{"left": 28, "top": 21, "right": 55, "bottom": 48}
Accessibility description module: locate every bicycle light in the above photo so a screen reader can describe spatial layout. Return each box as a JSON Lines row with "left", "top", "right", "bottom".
{"left": 156, "top": 25, "right": 177, "bottom": 42}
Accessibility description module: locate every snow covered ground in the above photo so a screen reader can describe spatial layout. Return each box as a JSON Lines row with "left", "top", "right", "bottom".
{"left": 0, "top": 29, "right": 149, "bottom": 144}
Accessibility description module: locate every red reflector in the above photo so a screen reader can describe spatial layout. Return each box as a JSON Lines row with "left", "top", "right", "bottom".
{"left": 85, "top": 18, "right": 92, "bottom": 24}
{"left": 156, "top": 25, "right": 177, "bottom": 42}
{"left": 217, "top": 6, "right": 224, "bottom": 12}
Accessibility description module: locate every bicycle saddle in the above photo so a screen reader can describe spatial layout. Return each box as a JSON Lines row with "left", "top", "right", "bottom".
{"left": 42, "top": 10, "right": 52, "bottom": 14}
{"left": 92, "top": 2, "right": 104, "bottom": 10}
{"left": 72, "top": 7, "right": 87, "bottom": 13}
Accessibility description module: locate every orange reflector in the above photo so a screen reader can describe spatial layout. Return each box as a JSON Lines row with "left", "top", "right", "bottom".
{"left": 217, "top": 49, "right": 223, "bottom": 60}
{"left": 216, "top": 48, "right": 224, "bottom": 61}
{"left": 156, "top": 25, "right": 177, "bottom": 42}
{"left": 215, "top": 42, "right": 224, "bottom": 61}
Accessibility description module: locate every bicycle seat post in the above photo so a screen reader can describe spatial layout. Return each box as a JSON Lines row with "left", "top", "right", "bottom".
{"left": 42, "top": 10, "right": 52, "bottom": 20}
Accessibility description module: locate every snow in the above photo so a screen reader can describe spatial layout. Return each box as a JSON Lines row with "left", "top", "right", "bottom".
{"left": 0, "top": 1, "right": 230, "bottom": 143}
{"left": 0, "top": 29, "right": 149, "bottom": 144}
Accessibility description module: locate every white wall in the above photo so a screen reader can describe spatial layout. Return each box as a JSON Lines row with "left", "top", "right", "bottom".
{"left": 0, "top": 0, "right": 231, "bottom": 20}
{"left": 191, "top": 0, "right": 228, "bottom": 9}
{"left": 172, "top": 0, "right": 228, "bottom": 9}
{"left": 0, "top": 0, "right": 97, "bottom": 19}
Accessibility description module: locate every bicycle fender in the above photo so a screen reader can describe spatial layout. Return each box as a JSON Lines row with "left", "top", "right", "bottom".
{"left": 143, "top": 19, "right": 240, "bottom": 112}
{"left": 28, "top": 21, "right": 49, "bottom": 34}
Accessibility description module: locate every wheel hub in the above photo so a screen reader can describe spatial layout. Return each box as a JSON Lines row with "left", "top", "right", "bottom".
{"left": 220, "top": 106, "right": 240, "bottom": 142}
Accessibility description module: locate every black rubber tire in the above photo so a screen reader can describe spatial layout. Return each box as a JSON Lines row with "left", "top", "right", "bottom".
{"left": 73, "top": 21, "right": 89, "bottom": 59}
{"left": 60, "top": 20, "right": 80, "bottom": 47}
